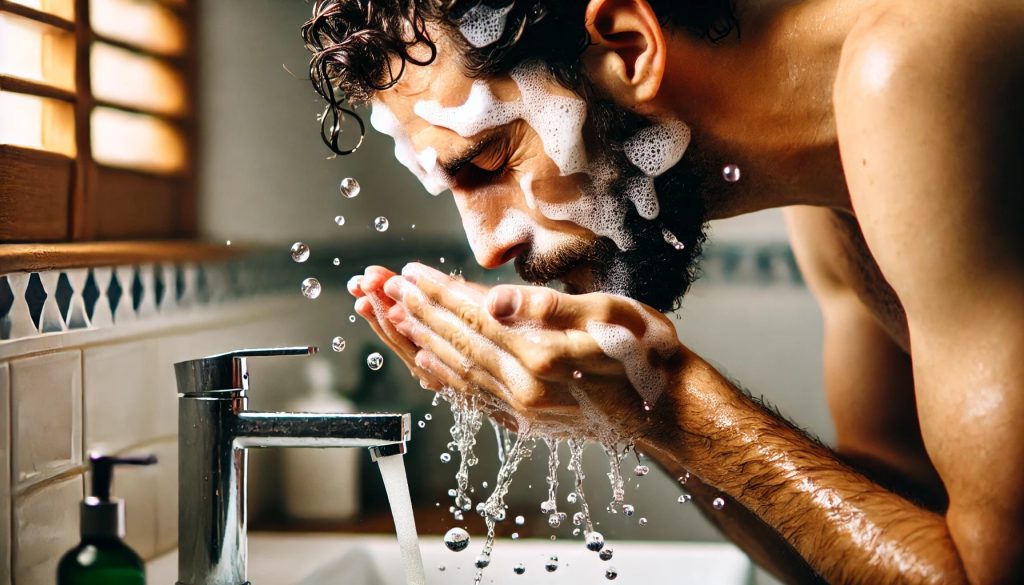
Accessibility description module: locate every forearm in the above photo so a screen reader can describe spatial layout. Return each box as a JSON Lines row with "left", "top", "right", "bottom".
{"left": 641, "top": 361, "right": 968, "bottom": 585}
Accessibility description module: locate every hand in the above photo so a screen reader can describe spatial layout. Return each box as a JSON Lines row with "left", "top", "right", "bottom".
{"left": 382, "top": 262, "right": 689, "bottom": 440}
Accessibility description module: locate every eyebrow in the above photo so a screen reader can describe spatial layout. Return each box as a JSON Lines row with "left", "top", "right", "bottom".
{"left": 437, "top": 131, "right": 502, "bottom": 177}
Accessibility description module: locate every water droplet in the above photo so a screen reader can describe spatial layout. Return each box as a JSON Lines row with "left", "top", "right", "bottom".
{"left": 424, "top": 413, "right": 432, "bottom": 420}
{"left": 334, "top": 215, "right": 346, "bottom": 226}
{"left": 374, "top": 216, "right": 389, "bottom": 232}
{"left": 605, "top": 567, "right": 618, "bottom": 580}
{"left": 225, "top": 240, "right": 232, "bottom": 246}
{"left": 411, "top": 224, "right": 416, "bottom": 229}
{"left": 443, "top": 527, "right": 470, "bottom": 552}
{"left": 475, "top": 553, "right": 491, "bottom": 568}
{"left": 642, "top": 401, "right": 652, "bottom": 411}
{"left": 599, "top": 548, "right": 614, "bottom": 561}
{"left": 291, "top": 242, "right": 310, "bottom": 263}
{"left": 677, "top": 494, "right": 692, "bottom": 504}
{"left": 572, "top": 512, "right": 584, "bottom": 526}
{"left": 440, "top": 257, "right": 445, "bottom": 264}
{"left": 440, "top": 453, "right": 451, "bottom": 463}
{"left": 432, "top": 394, "right": 440, "bottom": 407}
{"left": 456, "top": 495, "right": 472, "bottom": 511}
{"left": 332, "top": 257, "right": 341, "bottom": 266}
{"left": 418, "top": 421, "right": 426, "bottom": 428}
{"left": 572, "top": 528, "right": 580, "bottom": 536}
{"left": 366, "top": 352, "right": 384, "bottom": 370}
{"left": 634, "top": 465, "right": 649, "bottom": 477}
{"left": 678, "top": 472, "right": 690, "bottom": 484}
{"left": 349, "top": 315, "right": 356, "bottom": 323}
{"left": 638, "top": 517, "right": 648, "bottom": 526}
{"left": 482, "top": 481, "right": 489, "bottom": 489}
{"left": 447, "top": 489, "right": 457, "bottom": 497}
{"left": 544, "top": 556, "right": 559, "bottom": 572}
{"left": 513, "top": 563, "right": 526, "bottom": 575}
{"left": 572, "top": 370, "right": 583, "bottom": 379}
{"left": 548, "top": 513, "right": 561, "bottom": 528}
{"left": 550, "top": 535, "right": 556, "bottom": 541}
{"left": 301, "top": 277, "right": 322, "bottom": 299}
{"left": 712, "top": 496, "right": 726, "bottom": 510}
{"left": 585, "top": 531, "right": 605, "bottom": 552}
{"left": 331, "top": 336, "right": 346, "bottom": 352}
{"left": 511, "top": 532, "right": 520, "bottom": 540}
{"left": 438, "top": 564, "right": 446, "bottom": 572}
{"left": 453, "top": 510, "right": 464, "bottom": 520}
{"left": 540, "top": 500, "right": 555, "bottom": 514}
{"left": 515, "top": 515, "right": 525, "bottom": 526}
{"left": 339, "top": 177, "right": 361, "bottom": 198}
{"left": 567, "top": 492, "right": 578, "bottom": 504}
{"left": 622, "top": 504, "right": 634, "bottom": 517}
{"left": 723, "top": 164, "right": 741, "bottom": 183}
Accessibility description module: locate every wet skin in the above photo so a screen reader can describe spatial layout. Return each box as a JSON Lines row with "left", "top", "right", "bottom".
{"left": 347, "top": 0, "right": 1024, "bottom": 583}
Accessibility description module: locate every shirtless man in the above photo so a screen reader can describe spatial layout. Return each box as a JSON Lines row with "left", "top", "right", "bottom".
{"left": 302, "top": 1, "right": 1023, "bottom": 582}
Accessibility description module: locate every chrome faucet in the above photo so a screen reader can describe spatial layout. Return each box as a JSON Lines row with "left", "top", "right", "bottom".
{"left": 173, "top": 347, "right": 411, "bottom": 585}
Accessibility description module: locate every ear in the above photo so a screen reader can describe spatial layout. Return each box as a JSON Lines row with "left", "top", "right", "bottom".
{"left": 582, "top": 0, "right": 667, "bottom": 107}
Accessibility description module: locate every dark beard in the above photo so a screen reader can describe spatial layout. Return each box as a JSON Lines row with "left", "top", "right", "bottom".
{"left": 513, "top": 97, "right": 710, "bottom": 313}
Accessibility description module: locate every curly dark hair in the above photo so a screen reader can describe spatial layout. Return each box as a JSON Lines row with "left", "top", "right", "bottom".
{"left": 302, "top": 0, "right": 737, "bottom": 154}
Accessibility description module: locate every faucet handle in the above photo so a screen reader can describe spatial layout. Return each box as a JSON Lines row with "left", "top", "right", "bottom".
{"left": 175, "top": 346, "right": 318, "bottom": 395}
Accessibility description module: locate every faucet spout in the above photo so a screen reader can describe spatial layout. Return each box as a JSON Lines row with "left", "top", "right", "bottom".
{"left": 234, "top": 412, "right": 410, "bottom": 448}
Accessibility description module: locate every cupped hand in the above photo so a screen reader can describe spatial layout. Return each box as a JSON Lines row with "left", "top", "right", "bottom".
{"left": 381, "top": 262, "right": 690, "bottom": 439}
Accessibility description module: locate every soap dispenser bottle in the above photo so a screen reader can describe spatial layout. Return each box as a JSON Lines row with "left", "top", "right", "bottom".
{"left": 57, "top": 453, "right": 157, "bottom": 585}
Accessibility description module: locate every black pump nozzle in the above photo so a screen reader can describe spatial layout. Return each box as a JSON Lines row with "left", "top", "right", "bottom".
{"left": 88, "top": 453, "right": 158, "bottom": 501}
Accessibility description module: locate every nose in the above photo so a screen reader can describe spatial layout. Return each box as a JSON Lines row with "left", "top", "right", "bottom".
{"left": 455, "top": 198, "right": 532, "bottom": 269}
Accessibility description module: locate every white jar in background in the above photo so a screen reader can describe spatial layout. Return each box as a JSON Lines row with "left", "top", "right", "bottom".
{"left": 281, "top": 360, "right": 360, "bottom": 521}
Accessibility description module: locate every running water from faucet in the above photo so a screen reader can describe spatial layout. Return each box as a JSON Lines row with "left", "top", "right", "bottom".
{"left": 377, "top": 454, "right": 427, "bottom": 585}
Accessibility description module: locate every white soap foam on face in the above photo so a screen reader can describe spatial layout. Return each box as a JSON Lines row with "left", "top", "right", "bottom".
{"left": 415, "top": 64, "right": 588, "bottom": 176}
{"left": 624, "top": 120, "right": 691, "bottom": 178}
{"left": 370, "top": 101, "right": 450, "bottom": 195}
{"left": 458, "top": 2, "right": 514, "bottom": 48}
{"left": 624, "top": 175, "right": 659, "bottom": 220}
{"left": 460, "top": 206, "right": 570, "bottom": 267}
{"left": 519, "top": 172, "right": 537, "bottom": 210}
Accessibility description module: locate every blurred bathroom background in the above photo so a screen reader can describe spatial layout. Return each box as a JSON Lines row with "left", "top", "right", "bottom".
{"left": 0, "top": 1, "right": 832, "bottom": 584}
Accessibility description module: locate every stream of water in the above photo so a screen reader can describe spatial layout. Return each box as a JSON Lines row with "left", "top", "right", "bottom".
{"left": 377, "top": 453, "right": 427, "bottom": 585}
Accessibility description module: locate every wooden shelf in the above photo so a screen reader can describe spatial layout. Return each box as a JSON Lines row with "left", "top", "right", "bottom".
{"left": 0, "top": 240, "right": 244, "bottom": 273}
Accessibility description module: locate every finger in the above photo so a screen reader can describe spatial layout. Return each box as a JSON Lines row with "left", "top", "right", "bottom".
{"left": 394, "top": 273, "right": 620, "bottom": 379}
{"left": 347, "top": 275, "right": 366, "bottom": 298}
{"left": 355, "top": 295, "right": 440, "bottom": 388}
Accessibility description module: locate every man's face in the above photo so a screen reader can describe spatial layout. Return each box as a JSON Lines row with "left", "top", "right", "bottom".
{"left": 372, "top": 35, "right": 707, "bottom": 311}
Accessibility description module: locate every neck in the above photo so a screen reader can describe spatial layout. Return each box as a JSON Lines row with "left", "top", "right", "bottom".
{"left": 656, "top": 0, "right": 872, "bottom": 218}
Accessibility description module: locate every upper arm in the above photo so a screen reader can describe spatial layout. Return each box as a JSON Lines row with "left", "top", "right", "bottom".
{"left": 834, "top": 7, "right": 1024, "bottom": 582}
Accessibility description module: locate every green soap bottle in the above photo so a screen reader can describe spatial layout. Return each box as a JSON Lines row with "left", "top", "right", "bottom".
{"left": 57, "top": 453, "right": 158, "bottom": 585}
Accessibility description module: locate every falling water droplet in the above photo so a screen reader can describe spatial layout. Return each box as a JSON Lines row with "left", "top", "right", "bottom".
{"left": 432, "top": 394, "right": 440, "bottom": 407}
{"left": 440, "top": 257, "right": 446, "bottom": 264}
{"left": 418, "top": 421, "right": 426, "bottom": 428}
{"left": 339, "top": 177, "right": 361, "bottom": 198}
{"left": 291, "top": 242, "right": 310, "bottom": 263}
{"left": 572, "top": 512, "right": 584, "bottom": 526}
{"left": 447, "top": 489, "right": 457, "bottom": 497}
{"left": 572, "top": 370, "right": 583, "bottom": 379}
{"left": 331, "top": 336, "right": 346, "bottom": 352}
{"left": 349, "top": 315, "right": 357, "bottom": 323}
{"left": 599, "top": 548, "right": 614, "bottom": 561}
{"left": 513, "top": 563, "right": 526, "bottom": 575}
{"left": 332, "top": 257, "right": 341, "bottom": 266}
{"left": 443, "top": 527, "right": 470, "bottom": 552}
{"left": 545, "top": 556, "right": 559, "bottom": 572}
{"left": 482, "top": 481, "right": 489, "bottom": 489}
{"left": 300, "top": 277, "right": 321, "bottom": 299}
{"left": 374, "top": 216, "right": 390, "bottom": 232}
{"left": 638, "top": 517, "right": 648, "bottom": 526}
{"left": 334, "top": 215, "right": 346, "bottom": 226}
{"left": 440, "top": 453, "right": 451, "bottom": 463}
{"left": 540, "top": 500, "right": 555, "bottom": 514}
{"left": 548, "top": 514, "right": 561, "bottom": 528}
{"left": 225, "top": 240, "right": 232, "bottom": 246}
{"left": 567, "top": 492, "right": 578, "bottom": 504}
{"left": 723, "top": 164, "right": 741, "bottom": 183}
{"left": 438, "top": 564, "right": 446, "bottom": 572}
{"left": 605, "top": 567, "right": 619, "bottom": 580}
{"left": 634, "top": 465, "right": 649, "bottom": 477}
{"left": 712, "top": 497, "right": 726, "bottom": 510}
{"left": 424, "top": 413, "right": 432, "bottom": 421}
{"left": 677, "top": 494, "right": 692, "bottom": 504}
{"left": 366, "top": 352, "right": 384, "bottom": 370}
{"left": 622, "top": 504, "right": 634, "bottom": 517}
{"left": 511, "top": 532, "right": 520, "bottom": 540}
{"left": 585, "top": 531, "right": 605, "bottom": 552}
{"left": 515, "top": 515, "right": 525, "bottom": 526}
{"left": 678, "top": 472, "right": 690, "bottom": 484}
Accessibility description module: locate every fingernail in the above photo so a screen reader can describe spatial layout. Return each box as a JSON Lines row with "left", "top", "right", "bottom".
{"left": 347, "top": 275, "right": 363, "bottom": 294}
{"left": 488, "top": 286, "right": 521, "bottom": 319}
{"left": 384, "top": 276, "right": 403, "bottom": 299}
{"left": 401, "top": 263, "right": 420, "bottom": 284}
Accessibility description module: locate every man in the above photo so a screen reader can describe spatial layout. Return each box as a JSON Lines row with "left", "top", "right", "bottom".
{"left": 303, "top": 1, "right": 1023, "bottom": 583}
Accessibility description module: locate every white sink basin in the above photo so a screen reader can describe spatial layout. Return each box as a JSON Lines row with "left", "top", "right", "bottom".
{"left": 149, "top": 533, "right": 753, "bottom": 584}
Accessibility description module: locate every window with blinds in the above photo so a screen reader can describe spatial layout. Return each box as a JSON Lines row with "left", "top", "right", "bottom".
{"left": 0, "top": 0, "right": 196, "bottom": 242}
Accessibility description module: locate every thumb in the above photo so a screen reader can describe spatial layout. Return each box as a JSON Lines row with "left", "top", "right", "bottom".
{"left": 487, "top": 285, "right": 592, "bottom": 328}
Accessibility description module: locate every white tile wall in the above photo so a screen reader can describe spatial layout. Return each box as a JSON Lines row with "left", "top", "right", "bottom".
{"left": 107, "top": 448, "right": 160, "bottom": 559}
{"left": 10, "top": 351, "right": 83, "bottom": 490}
{"left": 1, "top": 363, "right": 10, "bottom": 585}
{"left": 83, "top": 341, "right": 162, "bottom": 455}
{"left": 13, "top": 475, "right": 83, "bottom": 585}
